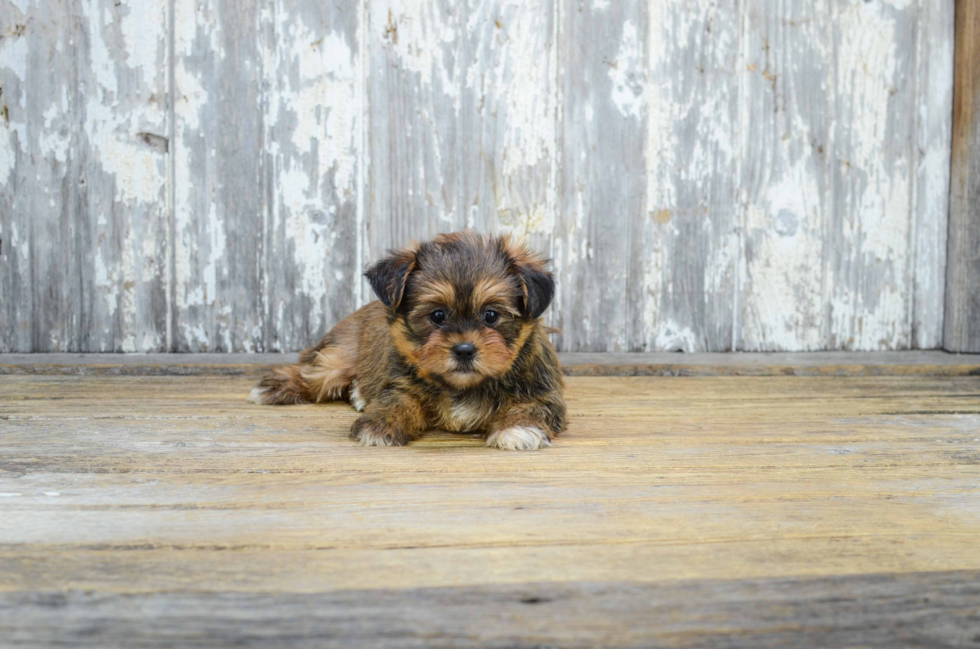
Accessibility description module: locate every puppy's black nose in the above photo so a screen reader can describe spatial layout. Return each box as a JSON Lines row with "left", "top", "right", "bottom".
{"left": 452, "top": 342, "right": 477, "bottom": 362}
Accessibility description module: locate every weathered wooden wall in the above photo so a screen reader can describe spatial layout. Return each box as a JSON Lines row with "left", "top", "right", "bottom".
{"left": 0, "top": 0, "right": 956, "bottom": 353}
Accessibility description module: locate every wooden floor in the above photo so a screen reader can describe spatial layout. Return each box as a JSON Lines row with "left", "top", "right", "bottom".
{"left": 2, "top": 368, "right": 980, "bottom": 647}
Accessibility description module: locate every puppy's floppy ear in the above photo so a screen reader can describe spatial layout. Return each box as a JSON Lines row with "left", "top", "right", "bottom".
{"left": 365, "top": 245, "right": 418, "bottom": 310}
{"left": 518, "top": 265, "right": 555, "bottom": 320}
{"left": 502, "top": 236, "right": 555, "bottom": 320}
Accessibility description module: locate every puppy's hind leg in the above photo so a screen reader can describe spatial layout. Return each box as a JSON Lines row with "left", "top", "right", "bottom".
{"left": 248, "top": 365, "right": 317, "bottom": 405}
{"left": 249, "top": 313, "right": 363, "bottom": 406}
{"left": 249, "top": 343, "right": 357, "bottom": 405}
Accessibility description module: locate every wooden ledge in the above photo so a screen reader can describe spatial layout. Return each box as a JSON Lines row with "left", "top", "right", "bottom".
{"left": 1, "top": 351, "right": 979, "bottom": 377}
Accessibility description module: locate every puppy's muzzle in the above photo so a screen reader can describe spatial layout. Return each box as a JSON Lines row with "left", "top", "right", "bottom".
{"left": 452, "top": 342, "right": 477, "bottom": 362}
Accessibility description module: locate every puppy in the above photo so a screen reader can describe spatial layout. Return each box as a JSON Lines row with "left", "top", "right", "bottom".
{"left": 249, "top": 232, "right": 565, "bottom": 450}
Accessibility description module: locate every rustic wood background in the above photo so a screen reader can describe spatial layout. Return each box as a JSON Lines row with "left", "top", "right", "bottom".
{"left": 0, "top": 0, "right": 957, "bottom": 353}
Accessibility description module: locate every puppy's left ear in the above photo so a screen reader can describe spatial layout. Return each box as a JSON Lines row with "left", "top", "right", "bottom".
{"left": 503, "top": 237, "right": 555, "bottom": 320}
{"left": 365, "top": 245, "right": 418, "bottom": 310}
{"left": 518, "top": 264, "right": 555, "bottom": 320}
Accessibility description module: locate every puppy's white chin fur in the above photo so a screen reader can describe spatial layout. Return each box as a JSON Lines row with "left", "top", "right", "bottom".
{"left": 486, "top": 426, "right": 551, "bottom": 451}
{"left": 247, "top": 386, "right": 266, "bottom": 404}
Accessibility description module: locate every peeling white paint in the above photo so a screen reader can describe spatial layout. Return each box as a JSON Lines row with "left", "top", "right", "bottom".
{"left": 372, "top": 0, "right": 457, "bottom": 96}
{"left": 120, "top": 1, "right": 164, "bottom": 84}
{"left": 609, "top": 19, "right": 645, "bottom": 119}
{"left": 271, "top": 7, "right": 359, "bottom": 331}
{"left": 0, "top": 29, "right": 28, "bottom": 81}
{"left": 80, "top": 0, "right": 120, "bottom": 96}
{"left": 645, "top": 3, "right": 676, "bottom": 215}
{"left": 654, "top": 320, "right": 699, "bottom": 353}
{"left": 742, "top": 164, "right": 826, "bottom": 351}
{"left": 489, "top": 1, "right": 555, "bottom": 239}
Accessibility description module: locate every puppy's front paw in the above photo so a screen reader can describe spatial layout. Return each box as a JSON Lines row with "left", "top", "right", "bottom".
{"left": 349, "top": 415, "right": 409, "bottom": 447}
{"left": 486, "top": 425, "right": 552, "bottom": 451}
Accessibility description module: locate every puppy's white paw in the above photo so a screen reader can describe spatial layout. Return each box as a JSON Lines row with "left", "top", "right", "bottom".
{"left": 486, "top": 426, "right": 552, "bottom": 451}
{"left": 355, "top": 427, "right": 398, "bottom": 446}
{"left": 350, "top": 416, "right": 409, "bottom": 447}
{"left": 248, "top": 386, "right": 267, "bottom": 404}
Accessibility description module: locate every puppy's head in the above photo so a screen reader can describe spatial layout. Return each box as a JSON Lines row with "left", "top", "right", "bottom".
{"left": 365, "top": 232, "right": 555, "bottom": 389}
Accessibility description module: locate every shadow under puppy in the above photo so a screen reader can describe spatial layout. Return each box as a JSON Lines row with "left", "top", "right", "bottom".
{"left": 249, "top": 232, "right": 566, "bottom": 451}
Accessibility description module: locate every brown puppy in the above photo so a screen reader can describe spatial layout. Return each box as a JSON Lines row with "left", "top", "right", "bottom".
{"left": 249, "top": 232, "right": 565, "bottom": 450}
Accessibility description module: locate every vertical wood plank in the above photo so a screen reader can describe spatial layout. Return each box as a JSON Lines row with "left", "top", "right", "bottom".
{"left": 0, "top": 0, "right": 44, "bottom": 351}
{"left": 945, "top": 0, "right": 980, "bottom": 352}
{"left": 828, "top": 0, "right": 918, "bottom": 350}
{"left": 0, "top": 0, "right": 79, "bottom": 352}
{"left": 630, "top": 0, "right": 740, "bottom": 352}
{"left": 172, "top": 0, "right": 266, "bottom": 351}
{"left": 738, "top": 1, "right": 834, "bottom": 351}
{"left": 553, "top": 0, "right": 642, "bottom": 352}
{"left": 556, "top": 0, "right": 739, "bottom": 353}
{"left": 262, "top": 0, "right": 359, "bottom": 351}
{"left": 74, "top": 0, "right": 170, "bottom": 352}
{"left": 911, "top": 0, "right": 954, "bottom": 349}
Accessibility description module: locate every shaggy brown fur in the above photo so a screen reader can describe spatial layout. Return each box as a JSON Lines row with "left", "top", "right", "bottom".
{"left": 250, "top": 232, "right": 566, "bottom": 451}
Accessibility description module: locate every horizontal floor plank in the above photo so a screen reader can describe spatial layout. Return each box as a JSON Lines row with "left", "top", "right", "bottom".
{"left": 2, "top": 572, "right": 979, "bottom": 648}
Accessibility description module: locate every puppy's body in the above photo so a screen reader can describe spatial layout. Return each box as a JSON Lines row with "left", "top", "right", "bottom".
{"left": 250, "top": 232, "right": 565, "bottom": 450}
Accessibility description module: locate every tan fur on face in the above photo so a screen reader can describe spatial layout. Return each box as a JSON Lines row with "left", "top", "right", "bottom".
{"left": 471, "top": 276, "right": 519, "bottom": 315}
{"left": 411, "top": 325, "right": 529, "bottom": 389}
{"left": 413, "top": 330, "right": 482, "bottom": 388}
{"left": 470, "top": 327, "right": 518, "bottom": 377}
{"left": 415, "top": 279, "right": 456, "bottom": 311}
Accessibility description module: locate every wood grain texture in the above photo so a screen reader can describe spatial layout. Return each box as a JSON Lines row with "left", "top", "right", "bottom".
{"left": 74, "top": 0, "right": 170, "bottom": 352}
{"left": 0, "top": 374, "right": 979, "bottom": 644}
{"left": 738, "top": 0, "right": 834, "bottom": 351}
{"left": 913, "top": 0, "right": 955, "bottom": 350}
{"left": 739, "top": 0, "right": 943, "bottom": 352}
{"left": 628, "top": 0, "right": 740, "bottom": 353}
{"left": 0, "top": 0, "right": 76, "bottom": 352}
{"left": 0, "top": 0, "right": 39, "bottom": 352}
{"left": 261, "top": 0, "right": 359, "bottom": 351}
{"left": 3, "top": 572, "right": 979, "bottom": 648}
{"left": 830, "top": 0, "right": 919, "bottom": 350}
{"left": 945, "top": 0, "right": 980, "bottom": 353}
{"left": 171, "top": 0, "right": 266, "bottom": 352}
{"left": 554, "top": 0, "right": 640, "bottom": 352}
{"left": 0, "top": 1, "right": 960, "bottom": 353}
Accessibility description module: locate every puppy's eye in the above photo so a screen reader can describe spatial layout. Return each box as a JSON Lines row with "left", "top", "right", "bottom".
{"left": 429, "top": 309, "right": 448, "bottom": 326}
{"left": 482, "top": 309, "right": 500, "bottom": 326}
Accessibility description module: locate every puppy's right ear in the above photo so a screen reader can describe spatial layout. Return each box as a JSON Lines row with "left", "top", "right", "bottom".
{"left": 364, "top": 245, "right": 418, "bottom": 310}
